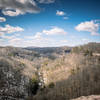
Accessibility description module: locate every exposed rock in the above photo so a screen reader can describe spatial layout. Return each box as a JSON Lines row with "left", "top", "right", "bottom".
{"left": 72, "top": 95, "right": 100, "bottom": 100}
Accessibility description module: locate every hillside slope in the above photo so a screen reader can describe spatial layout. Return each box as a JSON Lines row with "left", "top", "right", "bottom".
{"left": 33, "top": 53, "right": 100, "bottom": 100}
{"left": 0, "top": 43, "right": 100, "bottom": 100}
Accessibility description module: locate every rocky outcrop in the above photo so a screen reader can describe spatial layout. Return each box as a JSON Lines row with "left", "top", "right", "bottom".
{"left": 0, "top": 57, "right": 29, "bottom": 100}
{"left": 72, "top": 95, "right": 100, "bottom": 100}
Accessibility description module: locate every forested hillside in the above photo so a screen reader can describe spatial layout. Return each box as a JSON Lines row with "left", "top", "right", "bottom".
{"left": 0, "top": 43, "right": 100, "bottom": 100}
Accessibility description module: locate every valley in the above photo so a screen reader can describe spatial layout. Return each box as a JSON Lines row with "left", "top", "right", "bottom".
{"left": 0, "top": 43, "right": 100, "bottom": 100}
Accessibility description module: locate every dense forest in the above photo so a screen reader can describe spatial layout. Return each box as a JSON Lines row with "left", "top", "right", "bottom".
{"left": 0, "top": 42, "right": 100, "bottom": 100}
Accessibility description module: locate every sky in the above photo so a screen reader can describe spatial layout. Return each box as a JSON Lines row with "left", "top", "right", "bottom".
{"left": 0, "top": 0, "right": 100, "bottom": 47}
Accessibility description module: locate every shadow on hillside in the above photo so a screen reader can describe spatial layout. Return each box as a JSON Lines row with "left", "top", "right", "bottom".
{"left": 32, "top": 60, "right": 100, "bottom": 100}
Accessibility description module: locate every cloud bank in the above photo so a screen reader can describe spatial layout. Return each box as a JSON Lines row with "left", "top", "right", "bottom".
{"left": 43, "top": 27, "right": 67, "bottom": 35}
{"left": 0, "top": 26, "right": 68, "bottom": 47}
{"left": 0, "top": 0, "right": 40, "bottom": 16}
{"left": 75, "top": 20, "right": 100, "bottom": 36}
{"left": 0, "top": 24, "right": 24, "bottom": 36}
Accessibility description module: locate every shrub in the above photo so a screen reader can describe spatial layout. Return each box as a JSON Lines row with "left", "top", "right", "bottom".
{"left": 48, "top": 82, "right": 55, "bottom": 88}
{"left": 44, "top": 61, "right": 48, "bottom": 66}
{"left": 29, "top": 78, "right": 39, "bottom": 95}
{"left": 70, "top": 68, "right": 76, "bottom": 75}
{"left": 84, "top": 50, "right": 93, "bottom": 56}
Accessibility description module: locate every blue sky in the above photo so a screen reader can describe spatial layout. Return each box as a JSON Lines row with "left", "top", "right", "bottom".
{"left": 0, "top": 0, "right": 100, "bottom": 47}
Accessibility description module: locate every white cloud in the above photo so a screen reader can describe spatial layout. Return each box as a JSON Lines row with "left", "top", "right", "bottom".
{"left": 43, "top": 27, "right": 67, "bottom": 35}
{"left": 56, "top": 11, "right": 68, "bottom": 20}
{"left": 56, "top": 10, "right": 65, "bottom": 16}
{"left": 37, "top": 0, "right": 55, "bottom": 4}
{"left": 0, "top": 24, "right": 24, "bottom": 36}
{"left": 7, "top": 34, "right": 50, "bottom": 47}
{"left": 26, "top": 27, "right": 67, "bottom": 40}
{"left": 0, "top": 0, "right": 40, "bottom": 16}
{"left": 16, "top": 0, "right": 28, "bottom": 4}
{"left": 7, "top": 36, "right": 69, "bottom": 47}
{"left": 9, "top": 38, "right": 22, "bottom": 43}
{"left": 0, "top": 17, "right": 6, "bottom": 22}
{"left": 4, "top": 26, "right": 67, "bottom": 47}
{"left": 25, "top": 32, "right": 42, "bottom": 40}
{"left": 63, "top": 17, "right": 68, "bottom": 20}
{"left": 0, "top": 26, "right": 68, "bottom": 47}
{"left": 34, "top": 32, "right": 42, "bottom": 39}
{"left": 2, "top": 9, "right": 24, "bottom": 17}
{"left": 1, "top": 34, "right": 20, "bottom": 40}
{"left": 75, "top": 20, "right": 100, "bottom": 36}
